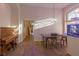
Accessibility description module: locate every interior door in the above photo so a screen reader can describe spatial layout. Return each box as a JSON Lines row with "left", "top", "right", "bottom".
{"left": 23, "top": 20, "right": 32, "bottom": 40}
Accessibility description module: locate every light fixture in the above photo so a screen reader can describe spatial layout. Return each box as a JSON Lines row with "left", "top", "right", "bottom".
{"left": 53, "top": 3, "right": 56, "bottom": 20}
{"left": 33, "top": 18, "right": 57, "bottom": 30}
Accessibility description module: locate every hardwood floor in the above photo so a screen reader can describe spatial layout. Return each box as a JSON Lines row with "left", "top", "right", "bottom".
{"left": 6, "top": 37, "right": 68, "bottom": 56}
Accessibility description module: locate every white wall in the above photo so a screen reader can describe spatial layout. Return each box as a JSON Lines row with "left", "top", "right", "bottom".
{"left": 64, "top": 4, "right": 79, "bottom": 55}
{"left": 20, "top": 5, "right": 63, "bottom": 41}
{"left": 0, "top": 4, "right": 11, "bottom": 27}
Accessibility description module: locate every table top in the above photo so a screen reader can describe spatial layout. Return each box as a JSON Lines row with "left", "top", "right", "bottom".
{"left": 42, "top": 34, "right": 67, "bottom": 40}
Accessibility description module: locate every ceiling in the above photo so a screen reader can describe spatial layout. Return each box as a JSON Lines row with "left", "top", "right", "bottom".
{"left": 21, "top": 3, "right": 71, "bottom": 8}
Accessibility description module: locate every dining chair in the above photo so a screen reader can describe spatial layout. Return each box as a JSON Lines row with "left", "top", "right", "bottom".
{"left": 61, "top": 36, "right": 67, "bottom": 47}
{"left": 51, "top": 36, "right": 58, "bottom": 48}
{"left": 55, "top": 35, "right": 63, "bottom": 48}
{"left": 55, "top": 35, "right": 67, "bottom": 48}
{"left": 51, "top": 33, "right": 58, "bottom": 36}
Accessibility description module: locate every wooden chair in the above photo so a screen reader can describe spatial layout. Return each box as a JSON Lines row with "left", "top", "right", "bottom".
{"left": 51, "top": 36, "right": 57, "bottom": 48}
{"left": 51, "top": 33, "right": 58, "bottom": 36}
{"left": 50, "top": 33, "right": 58, "bottom": 48}
{"left": 55, "top": 35, "right": 63, "bottom": 48}
{"left": 61, "top": 36, "right": 67, "bottom": 47}
{"left": 55, "top": 35, "right": 67, "bottom": 48}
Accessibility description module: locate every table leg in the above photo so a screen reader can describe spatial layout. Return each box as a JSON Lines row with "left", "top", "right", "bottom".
{"left": 65, "top": 36, "right": 67, "bottom": 46}
{"left": 45, "top": 39, "right": 47, "bottom": 48}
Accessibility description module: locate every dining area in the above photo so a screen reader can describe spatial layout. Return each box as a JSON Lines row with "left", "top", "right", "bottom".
{"left": 41, "top": 33, "right": 67, "bottom": 49}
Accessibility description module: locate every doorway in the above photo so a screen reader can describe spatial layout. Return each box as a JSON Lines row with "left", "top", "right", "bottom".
{"left": 23, "top": 20, "right": 33, "bottom": 41}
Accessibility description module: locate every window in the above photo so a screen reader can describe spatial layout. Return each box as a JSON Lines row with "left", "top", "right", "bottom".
{"left": 64, "top": 8, "right": 79, "bottom": 37}
{"left": 67, "top": 8, "right": 79, "bottom": 21}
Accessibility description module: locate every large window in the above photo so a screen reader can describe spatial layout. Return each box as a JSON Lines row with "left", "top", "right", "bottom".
{"left": 65, "top": 8, "right": 79, "bottom": 37}
{"left": 67, "top": 8, "right": 79, "bottom": 21}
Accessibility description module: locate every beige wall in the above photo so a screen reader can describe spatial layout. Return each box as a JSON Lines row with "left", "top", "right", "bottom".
{"left": 0, "top": 4, "right": 11, "bottom": 27}
{"left": 64, "top": 4, "right": 79, "bottom": 55}
{"left": 0, "top": 3, "right": 19, "bottom": 27}
{"left": 20, "top": 5, "right": 63, "bottom": 41}
{"left": 9, "top": 4, "right": 19, "bottom": 26}
{"left": 67, "top": 36, "right": 79, "bottom": 56}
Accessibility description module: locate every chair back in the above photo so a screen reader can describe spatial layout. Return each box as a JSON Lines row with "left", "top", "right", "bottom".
{"left": 51, "top": 33, "right": 58, "bottom": 36}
